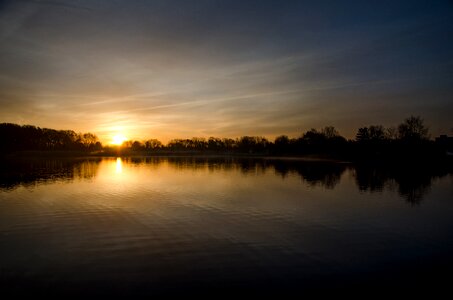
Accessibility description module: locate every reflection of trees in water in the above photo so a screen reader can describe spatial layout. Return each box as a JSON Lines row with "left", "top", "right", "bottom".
{"left": 354, "top": 166, "right": 449, "bottom": 204}
{"left": 150, "top": 157, "right": 347, "bottom": 189}
{"left": 398, "top": 184, "right": 431, "bottom": 205}
{"left": 126, "top": 156, "right": 242, "bottom": 172}
{"left": 0, "top": 158, "right": 101, "bottom": 190}
{"left": 122, "top": 157, "right": 347, "bottom": 188}
{"left": 1, "top": 157, "right": 450, "bottom": 204}
{"left": 354, "top": 168, "right": 389, "bottom": 193}
{"left": 128, "top": 156, "right": 263, "bottom": 173}
{"left": 271, "top": 160, "right": 346, "bottom": 189}
{"left": 73, "top": 160, "right": 100, "bottom": 180}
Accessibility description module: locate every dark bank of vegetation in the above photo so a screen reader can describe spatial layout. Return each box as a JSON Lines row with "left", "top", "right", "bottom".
{"left": 0, "top": 123, "right": 102, "bottom": 153}
{"left": 1, "top": 116, "right": 452, "bottom": 165}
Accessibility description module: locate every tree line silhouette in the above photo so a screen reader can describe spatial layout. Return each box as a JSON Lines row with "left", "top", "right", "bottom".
{"left": 0, "top": 123, "right": 102, "bottom": 153}
{"left": 1, "top": 116, "right": 452, "bottom": 163}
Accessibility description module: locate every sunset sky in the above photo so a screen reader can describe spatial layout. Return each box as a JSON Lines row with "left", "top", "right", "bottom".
{"left": 0, "top": 0, "right": 452, "bottom": 143}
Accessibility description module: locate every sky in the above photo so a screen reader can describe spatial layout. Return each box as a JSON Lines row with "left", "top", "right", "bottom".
{"left": 0, "top": 0, "right": 452, "bottom": 143}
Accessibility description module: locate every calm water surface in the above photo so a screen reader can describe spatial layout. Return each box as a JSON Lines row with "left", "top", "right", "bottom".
{"left": 1, "top": 157, "right": 452, "bottom": 295}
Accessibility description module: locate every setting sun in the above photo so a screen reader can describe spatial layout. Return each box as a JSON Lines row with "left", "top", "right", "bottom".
{"left": 111, "top": 134, "right": 127, "bottom": 145}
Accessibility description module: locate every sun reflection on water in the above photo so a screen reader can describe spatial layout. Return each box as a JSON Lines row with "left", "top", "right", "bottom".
{"left": 116, "top": 157, "right": 123, "bottom": 174}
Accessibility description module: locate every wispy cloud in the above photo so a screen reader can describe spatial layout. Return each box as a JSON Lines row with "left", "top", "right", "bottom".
{"left": 0, "top": 0, "right": 452, "bottom": 142}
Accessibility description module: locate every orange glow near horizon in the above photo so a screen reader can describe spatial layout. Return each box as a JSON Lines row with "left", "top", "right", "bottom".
{"left": 111, "top": 134, "right": 128, "bottom": 145}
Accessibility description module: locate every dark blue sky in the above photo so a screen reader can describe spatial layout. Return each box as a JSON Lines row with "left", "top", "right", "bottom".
{"left": 0, "top": 0, "right": 452, "bottom": 142}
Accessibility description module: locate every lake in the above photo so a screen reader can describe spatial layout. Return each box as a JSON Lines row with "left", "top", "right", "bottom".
{"left": 1, "top": 157, "right": 452, "bottom": 296}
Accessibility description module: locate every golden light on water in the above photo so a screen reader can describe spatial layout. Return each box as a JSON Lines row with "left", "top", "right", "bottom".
{"left": 115, "top": 157, "right": 123, "bottom": 173}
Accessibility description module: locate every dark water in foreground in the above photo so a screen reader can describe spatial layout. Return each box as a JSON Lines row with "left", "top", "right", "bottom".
{"left": 1, "top": 157, "right": 453, "bottom": 296}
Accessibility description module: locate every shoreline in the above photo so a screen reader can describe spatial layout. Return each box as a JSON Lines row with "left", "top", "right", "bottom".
{"left": 1, "top": 151, "right": 351, "bottom": 163}
{"left": 1, "top": 150, "right": 452, "bottom": 168}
